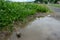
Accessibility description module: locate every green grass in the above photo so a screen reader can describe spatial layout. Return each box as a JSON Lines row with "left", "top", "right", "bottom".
{"left": 51, "top": 4, "right": 60, "bottom": 7}
{"left": 0, "top": 1, "right": 50, "bottom": 31}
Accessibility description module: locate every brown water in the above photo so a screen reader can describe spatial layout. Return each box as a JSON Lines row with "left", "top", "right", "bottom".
{"left": 8, "top": 5, "right": 60, "bottom": 40}
{"left": 8, "top": 15, "right": 60, "bottom": 40}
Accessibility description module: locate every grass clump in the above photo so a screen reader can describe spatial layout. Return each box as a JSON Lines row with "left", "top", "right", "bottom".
{"left": 0, "top": 1, "right": 50, "bottom": 31}
{"left": 51, "top": 4, "right": 60, "bottom": 7}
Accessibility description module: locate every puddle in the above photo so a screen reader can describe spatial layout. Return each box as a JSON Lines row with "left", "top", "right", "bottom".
{"left": 8, "top": 15, "right": 60, "bottom": 40}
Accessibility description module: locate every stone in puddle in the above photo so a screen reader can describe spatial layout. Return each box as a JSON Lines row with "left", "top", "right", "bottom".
{"left": 16, "top": 32, "right": 21, "bottom": 38}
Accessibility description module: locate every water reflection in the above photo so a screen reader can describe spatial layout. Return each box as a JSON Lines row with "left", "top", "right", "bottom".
{"left": 9, "top": 16, "right": 60, "bottom": 40}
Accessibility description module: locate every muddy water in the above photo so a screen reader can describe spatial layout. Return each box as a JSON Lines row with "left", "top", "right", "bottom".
{"left": 8, "top": 15, "right": 60, "bottom": 40}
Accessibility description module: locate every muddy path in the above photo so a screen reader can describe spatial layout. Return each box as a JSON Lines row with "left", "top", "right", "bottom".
{"left": 8, "top": 6, "right": 60, "bottom": 40}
